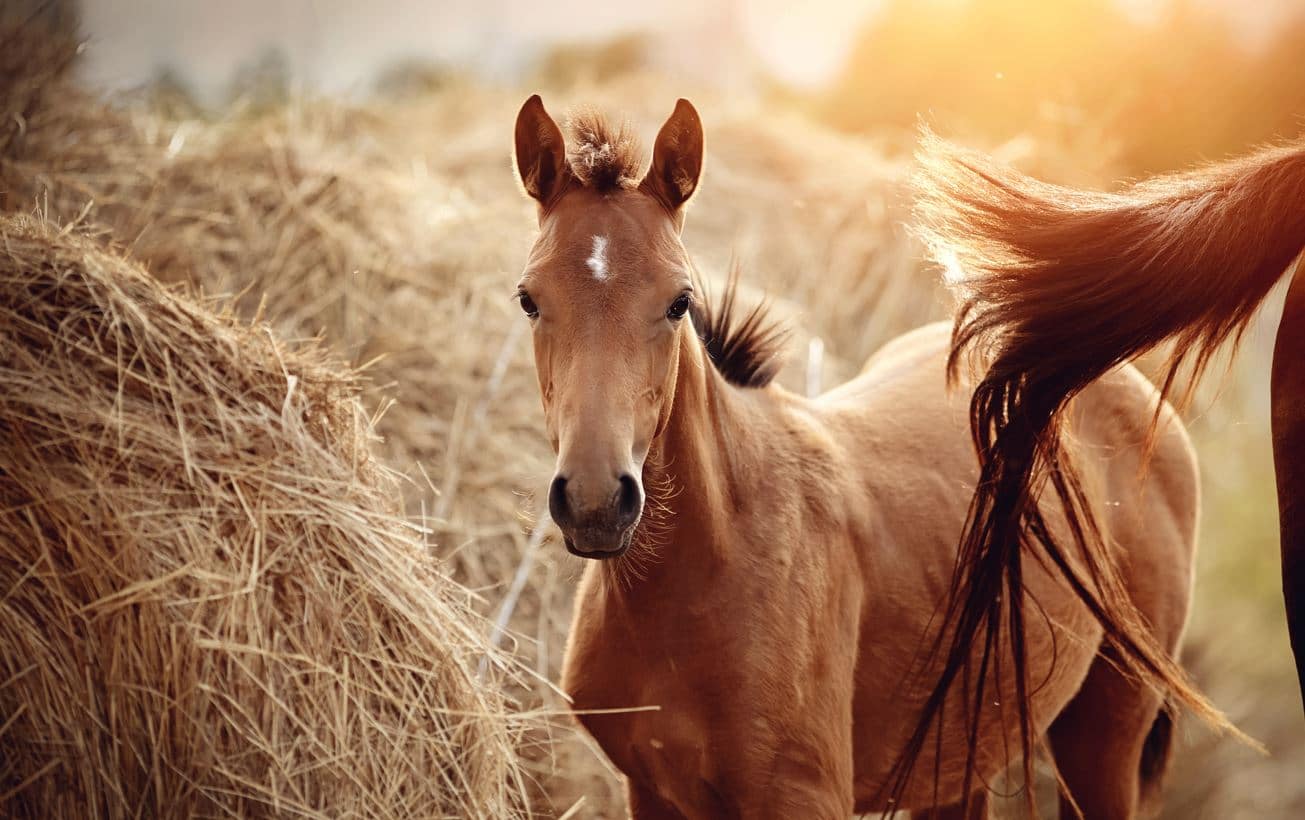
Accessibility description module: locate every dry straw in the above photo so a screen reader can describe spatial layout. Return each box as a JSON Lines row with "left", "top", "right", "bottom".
{"left": 0, "top": 22, "right": 553, "bottom": 814}
{"left": 0, "top": 212, "right": 529, "bottom": 817}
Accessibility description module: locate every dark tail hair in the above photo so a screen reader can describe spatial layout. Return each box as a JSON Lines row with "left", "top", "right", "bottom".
{"left": 890, "top": 131, "right": 1305, "bottom": 813}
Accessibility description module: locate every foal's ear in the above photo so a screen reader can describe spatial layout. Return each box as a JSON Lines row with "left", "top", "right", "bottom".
{"left": 515, "top": 94, "right": 572, "bottom": 206}
{"left": 640, "top": 99, "right": 704, "bottom": 213}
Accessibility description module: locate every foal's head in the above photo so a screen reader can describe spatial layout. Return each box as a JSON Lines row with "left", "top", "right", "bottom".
{"left": 513, "top": 95, "right": 704, "bottom": 558}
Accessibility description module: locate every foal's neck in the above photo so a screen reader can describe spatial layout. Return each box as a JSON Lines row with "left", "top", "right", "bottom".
{"left": 613, "top": 330, "right": 776, "bottom": 590}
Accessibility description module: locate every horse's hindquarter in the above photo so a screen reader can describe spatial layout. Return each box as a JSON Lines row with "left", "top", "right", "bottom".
{"left": 1070, "top": 365, "right": 1200, "bottom": 645}
{"left": 825, "top": 323, "right": 1197, "bottom": 808}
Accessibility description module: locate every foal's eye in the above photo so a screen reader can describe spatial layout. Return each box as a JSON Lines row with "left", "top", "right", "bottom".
{"left": 518, "top": 291, "right": 539, "bottom": 319}
{"left": 667, "top": 293, "right": 692, "bottom": 321}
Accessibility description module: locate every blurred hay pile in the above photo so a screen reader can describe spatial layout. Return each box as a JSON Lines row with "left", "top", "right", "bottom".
{"left": 0, "top": 213, "right": 527, "bottom": 817}
{"left": 0, "top": 16, "right": 927, "bottom": 819}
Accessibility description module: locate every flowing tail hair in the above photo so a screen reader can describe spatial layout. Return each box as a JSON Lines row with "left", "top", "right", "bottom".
{"left": 889, "top": 131, "right": 1305, "bottom": 813}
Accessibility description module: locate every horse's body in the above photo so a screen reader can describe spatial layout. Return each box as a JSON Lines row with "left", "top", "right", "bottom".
{"left": 511, "top": 96, "right": 1197, "bottom": 818}
{"left": 563, "top": 322, "right": 1194, "bottom": 818}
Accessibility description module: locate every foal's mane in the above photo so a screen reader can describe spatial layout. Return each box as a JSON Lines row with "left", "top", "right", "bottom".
{"left": 689, "top": 263, "right": 788, "bottom": 389}
{"left": 566, "top": 108, "right": 787, "bottom": 389}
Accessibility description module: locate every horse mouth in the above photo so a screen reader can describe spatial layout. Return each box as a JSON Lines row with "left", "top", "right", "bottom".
{"left": 563, "top": 528, "right": 634, "bottom": 560}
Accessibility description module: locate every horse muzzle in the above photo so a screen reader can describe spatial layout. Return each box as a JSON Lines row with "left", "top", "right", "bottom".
{"left": 549, "top": 472, "right": 642, "bottom": 559}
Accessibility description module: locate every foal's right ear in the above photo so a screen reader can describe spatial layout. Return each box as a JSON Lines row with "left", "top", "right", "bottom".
{"left": 515, "top": 95, "right": 572, "bottom": 206}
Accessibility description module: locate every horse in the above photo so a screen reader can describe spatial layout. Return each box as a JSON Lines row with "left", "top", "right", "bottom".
{"left": 906, "top": 133, "right": 1305, "bottom": 785}
{"left": 511, "top": 95, "right": 1198, "bottom": 818}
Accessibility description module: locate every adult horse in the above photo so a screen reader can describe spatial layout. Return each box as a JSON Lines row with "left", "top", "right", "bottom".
{"left": 910, "top": 134, "right": 1305, "bottom": 785}
{"left": 512, "top": 95, "right": 1197, "bottom": 818}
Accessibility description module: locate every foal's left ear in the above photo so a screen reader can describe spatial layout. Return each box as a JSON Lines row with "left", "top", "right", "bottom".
{"left": 640, "top": 99, "right": 704, "bottom": 214}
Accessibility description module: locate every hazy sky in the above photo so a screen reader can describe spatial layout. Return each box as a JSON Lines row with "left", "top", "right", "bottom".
{"left": 79, "top": 0, "right": 1299, "bottom": 100}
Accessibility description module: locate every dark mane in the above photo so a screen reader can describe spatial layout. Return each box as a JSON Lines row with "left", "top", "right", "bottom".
{"left": 565, "top": 108, "right": 643, "bottom": 191}
{"left": 690, "top": 264, "right": 787, "bottom": 389}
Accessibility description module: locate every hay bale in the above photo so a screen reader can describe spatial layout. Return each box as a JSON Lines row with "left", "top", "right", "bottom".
{"left": 0, "top": 213, "right": 528, "bottom": 818}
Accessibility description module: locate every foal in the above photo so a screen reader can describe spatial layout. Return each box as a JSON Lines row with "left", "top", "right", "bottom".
{"left": 513, "top": 96, "right": 1197, "bottom": 818}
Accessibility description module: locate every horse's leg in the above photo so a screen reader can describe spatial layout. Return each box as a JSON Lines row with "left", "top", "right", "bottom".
{"left": 1047, "top": 648, "right": 1170, "bottom": 819}
{"left": 1272, "top": 262, "right": 1305, "bottom": 711}
{"left": 913, "top": 791, "right": 989, "bottom": 819}
{"left": 627, "top": 782, "right": 686, "bottom": 820}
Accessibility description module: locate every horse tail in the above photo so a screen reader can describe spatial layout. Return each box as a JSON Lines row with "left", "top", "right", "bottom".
{"left": 886, "top": 132, "right": 1305, "bottom": 811}
{"left": 1138, "top": 700, "right": 1177, "bottom": 818}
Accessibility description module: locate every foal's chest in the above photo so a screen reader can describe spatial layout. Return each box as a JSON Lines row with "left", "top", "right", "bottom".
{"left": 571, "top": 663, "right": 743, "bottom": 817}
{"left": 562, "top": 578, "right": 753, "bottom": 816}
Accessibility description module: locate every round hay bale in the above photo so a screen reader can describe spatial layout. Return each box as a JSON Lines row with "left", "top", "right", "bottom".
{"left": 0, "top": 213, "right": 528, "bottom": 818}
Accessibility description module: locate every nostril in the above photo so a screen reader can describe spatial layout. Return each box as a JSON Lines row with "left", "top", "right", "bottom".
{"left": 548, "top": 475, "right": 570, "bottom": 527}
{"left": 615, "top": 473, "right": 642, "bottom": 528}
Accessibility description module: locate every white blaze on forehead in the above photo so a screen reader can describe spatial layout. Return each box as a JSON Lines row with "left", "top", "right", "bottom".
{"left": 586, "top": 235, "right": 610, "bottom": 281}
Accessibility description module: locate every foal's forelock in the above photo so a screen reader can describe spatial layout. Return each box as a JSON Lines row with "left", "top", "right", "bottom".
{"left": 566, "top": 108, "right": 643, "bottom": 192}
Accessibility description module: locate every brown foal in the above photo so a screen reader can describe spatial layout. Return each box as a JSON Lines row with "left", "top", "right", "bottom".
{"left": 512, "top": 95, "right": 1198, "bottom": 818}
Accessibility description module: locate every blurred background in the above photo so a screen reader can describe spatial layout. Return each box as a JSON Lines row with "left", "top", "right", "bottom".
{"left": 78, "top": 0, "right": 1305, "bottom": 180}
{"left": 20, "top": 0, "right": 1305, "bottom": 816}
